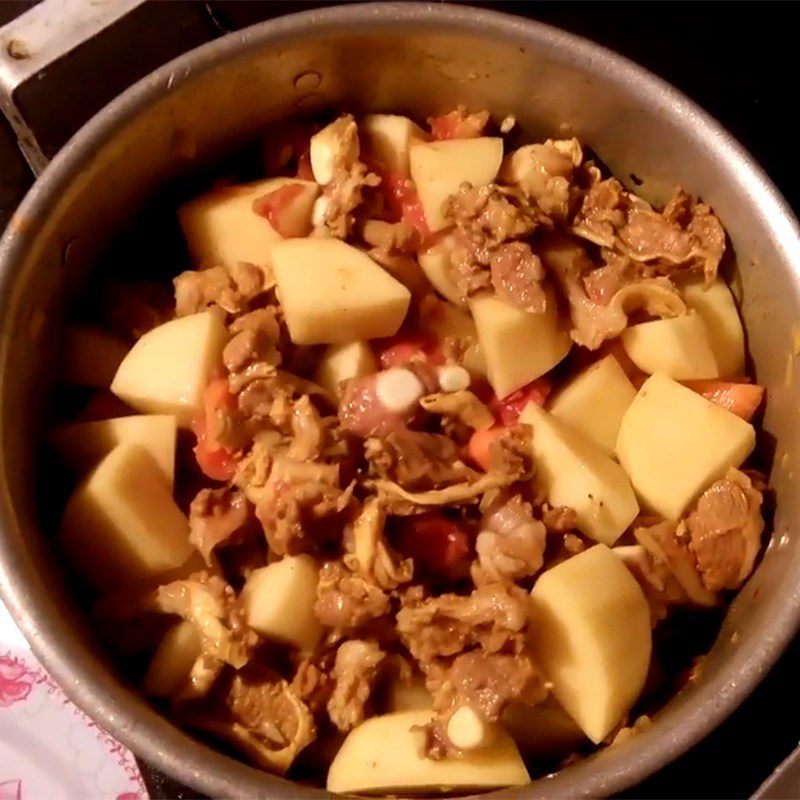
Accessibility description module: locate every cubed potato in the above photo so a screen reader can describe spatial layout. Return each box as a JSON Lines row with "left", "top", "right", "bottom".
{"left": 683, "top": 278, "right": 745, "bottom": 378}
{"left": 241, "top": 554, "right": 323, "bottom": 651}
{"left": 271, "top": 238, "right": 411, "bottom": 344}
{"left": 314, "top": 341, "right": 377, "bottom": 399}
{"left": 419, "top": 296, "right": 486, "bottom": 377}
{"left": 361, "top": 114, "right": 428, "bottom": 176}
{"left": 59, "top": 444, "right": 193, "bottom": 592}
{"left": 519, "top": 403, "right": 639, "bottom": 545}
{"left": 385, "top": 678, "right": 432, "bottom": 713}
{"left": 418, "top": 236, "right": 466, "bottom": 308}
{"left": 410, "top": 138, "right": 504, "bottom": 232}
{"left": 143, "top": 620, "right": 202, "bottom": 698}
{"left": 549, "top": 355, "right": 637, "bottom": 454}
{"left": 621, "top": 311, "right": 719, "bottom": 380}
{"left": 470, "top": 291, "right": 571, "bottom": 398}
{"left": 502, "top": 699, "right": 587, "bottom": 760}
{"left": 309, "top": 116, "right": 359, "bottom": 185}
{"left": 616, "top": 373, "right": 756, "bottom": 519}
{"left": 178, "top": 178, "right": 317, "bottom": 269}
{"left": 529, "top": 545, "right": 652, "bottom": 744}
{"left": 327, "top": 710, "right": 529, "bottom": 794}
{"left": 62, "top": 325, "right": 129, "bottom": 388}
{"left": 50, "top": 414, "right": 176, "bottom": 487}
{"left": 110, "top": 311, "right": 228, "bottom": 427}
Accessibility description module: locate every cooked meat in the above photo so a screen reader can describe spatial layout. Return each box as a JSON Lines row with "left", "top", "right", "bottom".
{"left": 486, "top": 424, "right": 533, "bottom": 478}
{"left": 429, "top": 106, "right": 490, "bottom": 140}
{"left": 541, "top": 505, "right": 578, "bottom": 533}
{"left": 315, "top": 560, "right": 392, "bottom": 632}
{"left": 687, "top": 469, "right": 764, "bottom": 592}
{"left": 291, "top": 653, "right": 334, "bottom": 714}
{"left": 396, "top": 583, "right": 531, "bottom": 664}
{"left": 419, "top": 391, "right": 495, "bottom": 435}
{"left": 489, "top": 241, "right": 547, "bottom": 312}
{"left": 327, "top": 639, "right": 386, "bottom": 731}
{"left": 338, "top": 373, "right": 407, "bottom": 438}
{"left": 174, "top": 262, "right": 267, "bottom": 317}
{"left": 286, "top": 395, "right": 326, "bottom": 462}
{"left": 224, "top": 308, "right": 282, "bottom": 373}
{"left": 188, "top": 487, "right": 252, "bottom": 565}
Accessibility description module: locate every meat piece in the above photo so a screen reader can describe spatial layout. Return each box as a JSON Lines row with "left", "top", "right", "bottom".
{"left": 315, "top": 560, "right": 392, "bottom": 632}
{"left": 343, "top": 497, "right": 413, "bottom": 590}
{"left": 489, "top": 241, "right": 547, "bottom": 312}
{"left": 368, "top": 246, "right": 431, "bottom": 297}
{"left": 686, "top": 468, "right": 764, "bottom": 592}
{"left": 365, "top": 429, "right": 478, "bottom": 491}
{"left": 472, "top": 494, "right": 546, "bottom": 583}
{"left": 429, "top": 107, "right": 490, "bottom": 140}
{"left": 327, "top": 640, "right": 386, "bottom": 731}
{"left": 188, "top": 487, "right": 252, "bottom": 565}
{"left": 572, "top": 180, "right": 725, "bottom": 284}
{"left": 224, "top": 308, "right": 282, "bottom": 373}
{"left": 287, "top": 395, "right": 326, "bottom": 462}
{"left": 486, "top": 424, "right": 533, "bottom": 478}
{"left": 420, "top": 391, "right": 495, "bottom": 434}
{"left": 396, "top": 583, "right": 531, "bottom": 664}
{"left": 173, "top": 262, "right": 266, "bottom": 317}
{"left": 291, "top": 653, "right": 334, "bottom": 714}
{"left": 541, "top": 505, "right": 578, "bottom": 533}
{"left": 338, "top": 373, "right": 407, "bottom": 438}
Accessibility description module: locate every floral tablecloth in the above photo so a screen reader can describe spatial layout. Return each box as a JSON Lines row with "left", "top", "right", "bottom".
{"left": 0, "top": 600, "right": 146, "bottom": 800}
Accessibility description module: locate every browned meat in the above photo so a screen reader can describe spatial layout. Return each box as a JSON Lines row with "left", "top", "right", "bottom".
{"left": 572, "top": 180, "right": 725, "bottom": 284}
{"left": 338, "top": 374, "right": 407, "bottom": 439}
{"left": 429, "top": 106, "right": 490, "bottom": 139}
{"left": 368, "top": 246, "right": 431, "bottom": 297}
{"left": 291, "top": 653, "right": 334, "bottom": 714}
{"left": 315, "top": 560, "right": 392, "bottom": 632}
{"left": 174, "top": 262, "right": 267, "bottom": 317}
{"left": 541, "top": 505, "right": 578, "bottom": 533}
{"left": 188, "top": 487, "right": 252, "bottom": 565}
{"left": 396, "top": 584, "right": 531, "bottom": 664}
{"left": 489, "top": 241, "right": 547, "bottom": 312}
{"left": 486, "top": 424, "right": 533, "bottom": 478}
{"left": 327, "top": 640, "right": 386, "bottom": 731}
{"left": 224, "top": 308, "right": 282, "bottom": 373}
{"left": 473, "top": 494, "right": 546, "bottom": 583}
{"left": 687, "top": 469, "right": 764, "bottom": 592}
{"left": 419, "top": 391, "right": 495, "bottom": 436}
{"left": 286, "top": 395, "right": 326, "bottom": 462}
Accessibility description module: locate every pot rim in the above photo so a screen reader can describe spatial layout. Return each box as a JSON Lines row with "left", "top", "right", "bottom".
{"left": 2, "top": 3, "right": 800, "bottom": 797}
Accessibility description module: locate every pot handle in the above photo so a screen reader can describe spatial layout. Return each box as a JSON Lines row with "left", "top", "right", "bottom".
{"left": 0, "top": 0, "right": 147, "bottom": 175}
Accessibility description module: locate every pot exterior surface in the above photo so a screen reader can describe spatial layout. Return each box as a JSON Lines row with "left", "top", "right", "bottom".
{"left": 1, "top": 4, "right": 799, "bottom": 798}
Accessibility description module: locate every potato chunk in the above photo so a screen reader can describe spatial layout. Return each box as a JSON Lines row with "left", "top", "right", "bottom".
{"left": 616, "top": 373, "right": 756, "bottom": 519}
{"left": 519, "top": 402, "right": 638, "bottom": 545}
{"left": 241, "top": 555, "right": 323, "bottom": 651}
{"left": 62, "top": 325, "right": 129, "bottom": 388}
{"left": 683, "top": 278, "right": 745, "bottom": 378}
{"left": 144, "top": 620, "right": 202, "bottom": 698}
{"left": 51, "top": 414, "right": 176, "bottom": 487}
{"left": 529, "top": 545, "right": 652, "bottom": 743}
{"left": 410, "top": 138, "right": 504, "bottom": 232}
{"left": 110, "top": 311, "right": 228, "bottom": 427}
{"left": 621, "top": 311, "right": 719, "bottom": 379}
{"left": 326, "top": 710, "right": 529, "bottom": 794}
{"left": 470, "top": 291, "right": 571, "bottom": 398}
{"left": 314, "top": 341, "right": 377, "bottom": 399}
{"left": 178, "top": 178, "right": 317, "bottom": 269}
{"left": 361, "top": 114, "right": 428, "bottom": 176}
{"left": 271, "top": 238, "right": 411, "bottom": 344}
{"left": 59, "top": 444, "right": 192, "bottom": 592}
{"left": 419, "top": 296, "right": 486, "bottom": 377}
{"left": 549, "top": 355, "right": 637, "bottom": 454}
{"left": 418, "top": 236, "right": 466, "bottom": 308}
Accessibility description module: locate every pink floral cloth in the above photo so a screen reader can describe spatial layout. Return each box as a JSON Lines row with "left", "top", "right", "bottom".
{"left": 0, "top": 600, "right": 146, "bottom": 799}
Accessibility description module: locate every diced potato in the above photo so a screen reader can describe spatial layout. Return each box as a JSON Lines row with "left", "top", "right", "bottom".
{"left": 410, "top": 138, "right": 504, "bottom": 232}
{"left": 314, "top": 341, "right": 377, "bottom": 399}
{"left": 327, "top": 710, "right": 529, "bottom": 794}
{"left": 59, "top": 444, "right": 193, "bottom": 592}
{"left": 418, "top": 236, "right": 466, "bottom": 308}
{"left": 616, "top": 373, "right": 756, "bottom": 519}
{"left": 621, "top": 311, "right": 719, "bottom": 380}
{"left": 62, "top": 325, "right": 129, "bottom": 388}
{"left": 271, "top": 238, "right": 411, "bottom": 344}
{"left": 419, "top": 296, "right": 486, "bottom": 377}
{"left": 50, "top": 414, "right": 176, "bottom": 487}
{"left": 519, "top": 403, "right": 639, "bottom": 545}
{"left": 143, "top": 620, "right": 202, "bottom": 698}
{"left": 310, "top": 116, "right": 359, "bottom": 185}
{"left": 178, "top": 178, "right": 317, "bottom": 269}
{"left": 241, "top": 554, "right": 323, "bottom": 651}
{"left": 549, "top": 355, "right": 637, "bottom": 454}
{"left": 502, "top": 699, "right": 587, "bottom": 760}
{"left": 470, "top": 291, "right": 571, "bottom": 398}
{"left": 385, "top": 678, "right": 432, "bottom": 713}
{"left": 110, "top": 311, "right": 228, "bottom": 427}
{"left": 683, "top": 278, "right": 745, "bottom": 378}
{"left": 529, "top": 545, "right": 652, "bottom": 744}
{"left": 361, "top": 114, "right": 428, "bottom": 176}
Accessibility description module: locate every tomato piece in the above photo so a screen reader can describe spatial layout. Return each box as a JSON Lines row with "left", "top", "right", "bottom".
{"left": 466, "top": 426, "right": 507, "bottom": 472}
{"left": 429, "top": 109, "right": 487, "bottom": 140}
{"left": 373, "top": 330, "right": 444, "bottom": 369}
{"left": 194, "top": 433, "right": 238, "bottom": 482}
{"left": 379, "top": 171, "right": 431, "bottom": 242}
{"left": 682, "top": 380, "right": 765, "bottom": 421}
{"left": 397, "top": 513, "right": 471, "bottom": 575}
{"left": 489, "top": 377, "right": 551, "bottom": 426}
{"left": 253, "top": 183, "right": 310, "bottom": 238}
{"left": 296, "top": 149, "right": 314, "bottom": 181}
{"left": 191, "top": 378, "right": 238, "bottom": 481}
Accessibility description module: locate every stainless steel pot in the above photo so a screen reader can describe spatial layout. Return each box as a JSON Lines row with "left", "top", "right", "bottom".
{"left": 2, "top": 3, "right": 800, "bottom": 797}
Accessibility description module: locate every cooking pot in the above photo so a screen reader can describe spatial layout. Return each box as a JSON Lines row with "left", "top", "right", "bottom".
{"left": 1, "top": 3, "right": 800, "bottom": 797}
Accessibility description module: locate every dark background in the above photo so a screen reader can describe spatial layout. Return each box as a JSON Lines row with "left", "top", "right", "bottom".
{"left": 1, "top": 2, "right": 798, "bottom": 798}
